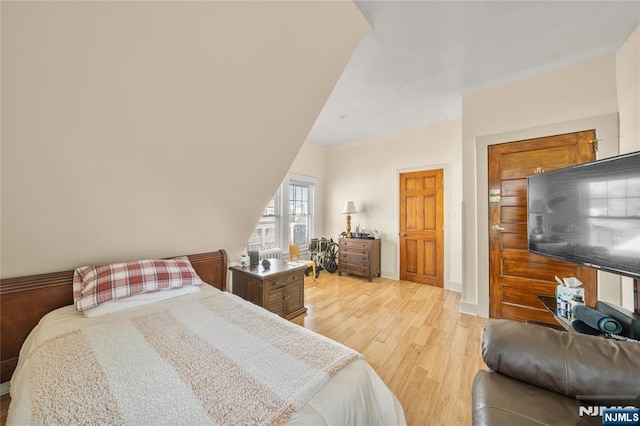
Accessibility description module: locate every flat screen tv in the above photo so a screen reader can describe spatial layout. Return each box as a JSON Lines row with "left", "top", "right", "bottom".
{"left": 527, "top": 150, "right": 640, "bottom": 280}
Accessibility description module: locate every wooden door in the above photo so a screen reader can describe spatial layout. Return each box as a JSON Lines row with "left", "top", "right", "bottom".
{"left": 400, "top": 169, "right": 444, "bottom": 286}
{"left": 489, "top": 131, "right": 597, "bottom": 322}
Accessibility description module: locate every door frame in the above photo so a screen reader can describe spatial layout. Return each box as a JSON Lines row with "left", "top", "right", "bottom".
{"left": 395, "top": 164, "right": 453, "bottom": 289}
{"left": 467, "top": 113, "right": 621, "bottom": 317}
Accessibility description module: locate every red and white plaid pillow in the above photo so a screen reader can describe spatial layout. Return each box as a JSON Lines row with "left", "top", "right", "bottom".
{"left": 73, "top": 256, "right": 202, "bottom": 311}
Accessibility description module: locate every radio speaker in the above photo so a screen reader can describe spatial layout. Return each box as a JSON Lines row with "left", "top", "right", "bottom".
{"left": 595, "top": 301, "right": 640, "bottom": 339}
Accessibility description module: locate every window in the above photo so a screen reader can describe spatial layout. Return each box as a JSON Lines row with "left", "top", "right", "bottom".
{"left": 289, "top": 181, "right": 312, "bottom": 247}
{"left": 247, "top": 174, "right": 316, "bottom": 253}
{"left": 246, "top": 189, "right": 281, "bottom": 252}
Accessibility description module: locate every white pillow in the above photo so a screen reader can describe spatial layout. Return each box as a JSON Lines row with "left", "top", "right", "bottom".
{"left": 82, "top": 285, "right": 201, "bottom": 317}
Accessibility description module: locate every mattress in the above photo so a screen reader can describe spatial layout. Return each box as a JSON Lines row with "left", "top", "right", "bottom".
{"left": 8, "top": 284, "right": 406, "bottom": 425}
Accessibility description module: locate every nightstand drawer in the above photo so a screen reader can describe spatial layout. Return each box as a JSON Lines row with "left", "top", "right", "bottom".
{"left": 266, "top": 278, "right": 287, "bottom": 290}
{"left": 287, "top": 272, "right": 303, "bottom": 284}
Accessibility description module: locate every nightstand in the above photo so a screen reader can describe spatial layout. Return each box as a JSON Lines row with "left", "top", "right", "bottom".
{"left": 229, "top": 260, "right": 307, "bottom": 320}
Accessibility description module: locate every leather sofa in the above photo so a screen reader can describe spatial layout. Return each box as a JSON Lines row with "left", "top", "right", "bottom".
{"left": 472, "top": 320, "right": 640, "bottom": 426}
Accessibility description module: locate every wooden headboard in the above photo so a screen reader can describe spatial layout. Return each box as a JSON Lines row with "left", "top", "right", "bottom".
{"left": 0, "top": 249, "right": 228, "bottom": 383}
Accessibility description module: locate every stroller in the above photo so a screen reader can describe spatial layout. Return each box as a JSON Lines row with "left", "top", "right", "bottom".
{"left": 308, "top": 237, "right": 339, "bottom": 276}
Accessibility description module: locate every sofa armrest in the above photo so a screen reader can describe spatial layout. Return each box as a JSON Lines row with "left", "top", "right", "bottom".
{"left": 482, "top": 320, "right": 640, "bottom": 401}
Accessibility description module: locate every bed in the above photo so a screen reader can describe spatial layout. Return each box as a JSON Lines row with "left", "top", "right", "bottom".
{"left": 1, "top": 250, "right": 405, "bottom": 425}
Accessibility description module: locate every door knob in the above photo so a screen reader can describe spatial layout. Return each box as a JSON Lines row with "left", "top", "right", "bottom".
{"left": 491, "top": 224, "right": 506, "bottom": 232}
{"left": 399, "top": 232, "right": 406, "bottom": 236}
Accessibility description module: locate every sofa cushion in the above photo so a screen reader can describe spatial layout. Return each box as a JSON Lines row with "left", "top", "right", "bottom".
{"left": 472, "top": 371, "right": 600, "bottom": 426}
{"left": 482, "top": 320, "right": 640, "bottom": 403}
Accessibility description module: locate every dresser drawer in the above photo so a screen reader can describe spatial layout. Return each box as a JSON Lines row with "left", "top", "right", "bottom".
{"left": 340, "top": 252, "right": 368, "bottom": 265}
{"left": 340, "top": 239, "right": 372, "bottom": 251}
{"left": 340, "top": 246, "right": 369, "bottom": 255}
{"left": 340, "top": 248, "right": 369, "bottom": 258}
{"left": 343, "top": 265, "right": 368, "bottom": 276}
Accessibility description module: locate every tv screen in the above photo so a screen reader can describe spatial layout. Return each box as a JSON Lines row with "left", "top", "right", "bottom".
{"left": 527, "top": 151, "right": 640, "bottom": 280}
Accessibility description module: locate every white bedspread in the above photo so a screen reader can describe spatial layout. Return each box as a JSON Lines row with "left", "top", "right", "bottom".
{"left": 8, "top": 285, "right": 406, "bottom": 425}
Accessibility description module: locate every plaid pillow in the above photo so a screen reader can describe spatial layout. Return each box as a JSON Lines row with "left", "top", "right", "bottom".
{"left": 73, "top": 256, "right": 202, "bottom": 311}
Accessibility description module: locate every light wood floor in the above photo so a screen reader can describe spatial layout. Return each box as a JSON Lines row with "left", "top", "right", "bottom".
{"left": 293, "top": 273, "right": 491, "bottom": 425}
{"left": 0, "top": 272, "right": 491, "bottom": 425}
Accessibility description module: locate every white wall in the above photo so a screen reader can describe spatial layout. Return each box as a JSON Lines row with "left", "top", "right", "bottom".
{"left": 288, "top": 26, "right": 639, "bottom": 312}
{"left": 616, "top": 26, "right": 640, "bottom": 157}
{"left": 291, "top": 26, "right": 639, "bottom": 315}
{"left": 461, "top": 54, "right": 625, "bottom": 317}
{"left": 615, "top": 26, "right": 640, "bottom": 310}
{"left": 1, "top": 1, "right": 370, "bottom": 277}
{"left": 322, "top": 120, "right": 463, "bottom": 290}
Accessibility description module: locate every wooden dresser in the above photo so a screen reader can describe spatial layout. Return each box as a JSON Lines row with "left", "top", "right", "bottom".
{"left": 229, "top": 260, "right": 307, "bottom": 320}
{"left": 338, "top": 238, "right": 381, "bottom": 282}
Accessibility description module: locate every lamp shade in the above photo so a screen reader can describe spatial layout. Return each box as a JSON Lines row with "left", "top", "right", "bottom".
{"left": 342, "top": 201, "right": 357, "bottom": 214}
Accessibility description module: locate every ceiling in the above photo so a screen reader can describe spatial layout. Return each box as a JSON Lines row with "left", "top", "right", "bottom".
{"left": 307, "top": 1, "right": 640, "bottom": 146}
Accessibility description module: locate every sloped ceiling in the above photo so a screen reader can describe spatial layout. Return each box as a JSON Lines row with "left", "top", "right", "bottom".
{"left": 1, "top": 1, "right": 370, "bottom": 277}
{"left": 308, "top": 1, "right": 640, "bottom": 145}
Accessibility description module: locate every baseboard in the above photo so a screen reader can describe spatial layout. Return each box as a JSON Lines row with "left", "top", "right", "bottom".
{"left": 446, "top": 280, "right": 462, "bottom": 292}
{"left": 459, "top": 301, "right": 478, "bottom": 316}
{"left": 1, "top": 381, "right": 9, "bottom": 396}
{"left": 381, "top": 270, "right": 398, "bottom": 280}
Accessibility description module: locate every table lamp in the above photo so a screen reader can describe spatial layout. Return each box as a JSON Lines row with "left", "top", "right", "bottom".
{"left": 342, "top": 201, "right": 357, "bottom": 237}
